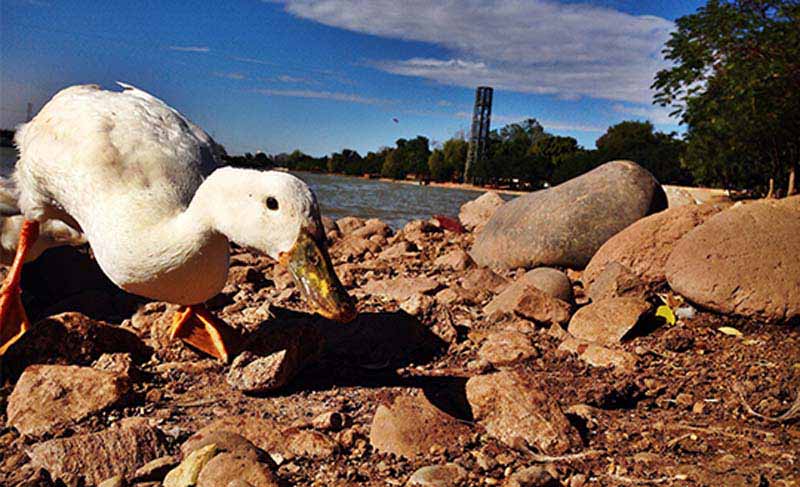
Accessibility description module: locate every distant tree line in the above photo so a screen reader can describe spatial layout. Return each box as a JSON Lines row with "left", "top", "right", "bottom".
{"left": 227, "top": 118, "right": 690, "bottom": 189}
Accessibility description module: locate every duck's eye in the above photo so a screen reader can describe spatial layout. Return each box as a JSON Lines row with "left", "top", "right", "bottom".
{"left": 266, "top": 197, "right": 279, "bottom": 211}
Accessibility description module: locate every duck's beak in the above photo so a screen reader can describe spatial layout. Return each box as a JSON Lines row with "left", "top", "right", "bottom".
{"left": 280, "top": 226, "right": 357, "bottom": 323}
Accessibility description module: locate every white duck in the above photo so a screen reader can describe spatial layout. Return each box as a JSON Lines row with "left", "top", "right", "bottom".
{"left": 0, "top": 83, "right": 355, "bottom": 360}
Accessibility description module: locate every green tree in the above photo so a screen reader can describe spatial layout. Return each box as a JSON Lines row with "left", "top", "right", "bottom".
{"left": 363, "top": 148, "right": 389, "bottom": 175}
{"left": 550, "top": 149, "right": 604, "bottom": 185}
{"left": 428, "top": 149, "right": 447, "bottom": 181}
{"left": 430, "top": 137, "right": 468, "bottom": 182}
{"left": 595, "top": 121, "right": 689, "bottom": 184}
{"left": 653, "top": 0, "right": 800, "bottom": 195}
{"left": 528, "top": 135, "right": 580, "bottom": 183}
{"left": 328, "top": 149, "right": 363, "bottom": 175}
{"left": 484, "top": 118, "right": 550, "bottom": 186}
{"left": 381, "top": 148, "right": 404, "bottom": 179}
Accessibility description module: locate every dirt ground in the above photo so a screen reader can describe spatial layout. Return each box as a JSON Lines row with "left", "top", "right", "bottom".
{"left": 0, "top": 218, "right": 798, "bottom": 487}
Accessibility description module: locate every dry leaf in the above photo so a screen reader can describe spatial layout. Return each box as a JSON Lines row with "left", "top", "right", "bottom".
{"left": 717, "top": 326, "right": 743, "bottom": 337}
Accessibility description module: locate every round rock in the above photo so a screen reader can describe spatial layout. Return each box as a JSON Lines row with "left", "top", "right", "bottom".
{"left": 584, "top": 202, "right": 729, "bottom": 288}
{"left": 470, "top": 161, "right": 666, "bottom": 269}
{"left": 666, "top": 197, "right": 800, "bottom": 322}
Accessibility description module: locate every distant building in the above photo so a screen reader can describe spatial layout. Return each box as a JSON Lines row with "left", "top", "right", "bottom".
{"left": 464, "top": 86, "right": 493, "bottom": 184}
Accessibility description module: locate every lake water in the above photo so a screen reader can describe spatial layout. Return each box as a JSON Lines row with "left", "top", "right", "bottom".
{"left": 0, "top": 147, "right": 504, "bottom": 228}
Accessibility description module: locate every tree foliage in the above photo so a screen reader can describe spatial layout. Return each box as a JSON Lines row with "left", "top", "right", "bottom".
{"left": 653, "top": 0, "right": 800, "bottom": 194}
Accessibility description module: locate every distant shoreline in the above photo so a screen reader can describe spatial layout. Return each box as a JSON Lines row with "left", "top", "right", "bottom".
{"left": 286, "top": 169, "right": 529, "bottom": 196}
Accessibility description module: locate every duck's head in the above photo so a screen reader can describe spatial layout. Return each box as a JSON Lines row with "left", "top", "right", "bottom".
{"left": 203, "top": 168, "right": 356, "bottom": 322}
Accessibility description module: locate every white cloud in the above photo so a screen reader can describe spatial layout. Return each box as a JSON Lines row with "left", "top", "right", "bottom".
{"left": 276, "top": 74, "right": 317, "bottom": 84}
{"left": 274, "top": 0, "right": 673, "bottom": 103}
{"left": 436, "top": 100, "right": 453, "bottom": 107}
{"left": 612, "top": 103, "right": 680, "bottom": 125}
{"left": 254, "top": 88, "right": 395, "bottom": 105}
{"left": 213, "top": 72, "right": 247, "bottom": 80}
{"left": 168, "top": 45, "right": 210, "bottom": 52}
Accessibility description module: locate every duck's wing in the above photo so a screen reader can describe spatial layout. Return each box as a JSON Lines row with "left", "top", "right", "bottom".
{"left": 115, "top": 82, "right": 225, "bottom": 177}
{"left": 14, "top": 83, "right": 224, "bottom": 219}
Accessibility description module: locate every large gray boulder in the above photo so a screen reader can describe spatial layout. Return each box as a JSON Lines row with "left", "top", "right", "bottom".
{"left": 470, "top": 161, "right": 666, "bottom": 269}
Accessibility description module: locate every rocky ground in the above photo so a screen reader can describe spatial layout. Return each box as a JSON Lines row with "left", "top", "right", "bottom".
{"left": 1, "top": 181, "right": 799, "bottom": 486}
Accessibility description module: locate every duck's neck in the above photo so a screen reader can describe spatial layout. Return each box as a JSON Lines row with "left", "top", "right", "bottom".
{"left": 89, "top": 182, "right": 231, "bottom": 305}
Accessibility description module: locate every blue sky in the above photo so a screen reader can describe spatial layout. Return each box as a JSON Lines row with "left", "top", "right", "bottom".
{"left": 1, "top": 0, "right": 704, "bottom": 156}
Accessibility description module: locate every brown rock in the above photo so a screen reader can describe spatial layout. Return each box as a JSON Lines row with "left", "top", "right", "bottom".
{"left": 434, "top": 287, "right": 461, "bottom": 305}
{"left": 312, "top": 412, "right": 348, "bottom": 432}
{"left": 335, "top": 216, "right": 365, "bottom": 234}
{"left": 567, "top": 298, "right": 651, "bottom": 346}
{"left": 362, "top": 276, "right": 441, "bottom": 302}
{"left": 399, "top": 219, "right": 443, "bottom": 245}
{"left": 380, "top": 241, "right": 416, "bottom": 260}
{"left": 471, "top": 161, "right": 667, "bottom": 269}
{"left": 666, "top": 197, "right": 800, "bottom": 322}
{"left": 484, "top": 285, "right": 571, "bottom": 325}
{"left": 227, "top": 350, "right": 301, "bottom": 393}
{"left": 513, "top": 287, "right": 573, "bottom": 325}
{"left": 369, "top": 394, "right": 472, "bottom": 458}
{"left": 227, "top": 321, "right": 323, "bottom": 393}
{"left": 407, "top": 463, "right": 467, "bottom": 487}
{"left": 584, "top": 202, "right": 729, "bottom": 288}
{"left": 459, "top": 191, "right": 506, "bottom": 232}
{"left": 400, "top": 293, "right": 436, "bottom": 317}
{"left": 321, "top": 215, "right": 339, "bottom": 237}
{"left": 466, "top": 370, "right": 581, "bottom": 453}
{"left": 519, "top": 267, "right": 573, "bottom": 302}
{"left": 197, "top": 453, "right": 278, "bottom": 487}
{"left": 558, "top": 336, "right": 637, "bottom": 372}
{"left": 185, "top": 417, "right": 285, "bottom": 456}
{"left": 351, "top": 218, "right": 392, "bottom": 239}
{"left": 98, "top": 476, "right": 124, "bottom": 487}
{"left": 483, "top": 267, "right": 572, "bottom": 318}
{"left": 585, "top": 262, "right": 649, "bottom": 302}
{"left": 461, "top": 268, "right": 509, "bottom": 293}
{"left": 28, "top": 418, "right": 167, "bottom": 485}
{"left": 477, "top": 330, "right": 537, "bottom": 367}
{"left": 285, "top": 429, "right": 338, "bottom": 458}
{"left": 334, "top": 235, "right": 380, "bottom": 260}
{"left": 506, "top": 466, "right": 559, "bottom": 487}
{"left": 92, "top": 352, "right": 135, "bottom": 379}
{"left": 132, "top": 456, "right": 179, "bottom": 482}
{"left": 3, "top": 312, "right": 149, "bottom": 378}
{"left": 182, "top": 431, "right": 262, "bottom": 461}
{"left": 433, "top": 248, "right": 473, "bottom": 271}
{"left": 8, "top": 365, "right": 129, "bottom": 437}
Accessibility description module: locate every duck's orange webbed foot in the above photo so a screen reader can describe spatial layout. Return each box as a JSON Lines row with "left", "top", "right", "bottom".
{"left": 170, "top": 304, "right": 241, "bottom": 363}
{"left": 0, "top": 220, "right": 39, "bottom": 356}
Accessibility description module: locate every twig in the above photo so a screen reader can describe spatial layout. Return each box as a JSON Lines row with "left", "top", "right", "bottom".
{"left": 669, "top": 422, "right": 775, "bottom": 441}
{"left": 175, "top": 398, "right": 220, "bottom": 408}
{"left": 736, "top": 382, "right": 800, "bottom": 423}
{"left": 525, "top": 449, "right": 604, "bottom": 463}
{"left": 606, "top": 474, "right": 687, "bottom": 485}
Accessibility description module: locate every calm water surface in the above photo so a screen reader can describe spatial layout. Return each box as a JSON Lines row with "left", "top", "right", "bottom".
{"left": 293, "top": 171, "right": 508, "bottom": 228}
{"left": 0, "top": 148, "right": 502, "bottom": 228}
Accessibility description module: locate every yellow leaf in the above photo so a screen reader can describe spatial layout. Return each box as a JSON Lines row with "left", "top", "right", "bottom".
{"left": 718, "top": 326, "right": 743, "bottom": 337}
{"left": 655, "top": 304, "right": 676, "bottom": 326}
